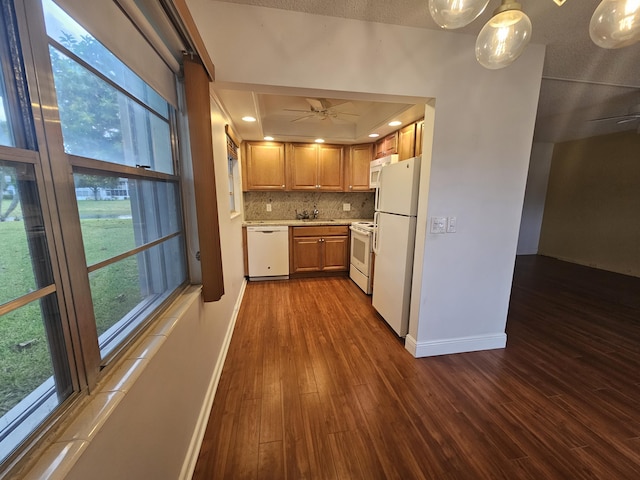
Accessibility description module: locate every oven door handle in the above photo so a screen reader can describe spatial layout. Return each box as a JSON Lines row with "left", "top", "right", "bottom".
{"left": 372, "top": 212, "right": 380, "bottom": 255}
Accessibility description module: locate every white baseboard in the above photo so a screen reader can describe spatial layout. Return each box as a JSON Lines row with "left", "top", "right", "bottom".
{"left": 179, "top": 278, "right": 247, "bottom": 480}
{"left": 405, "top": 332, "right": 506, "bottom": 358}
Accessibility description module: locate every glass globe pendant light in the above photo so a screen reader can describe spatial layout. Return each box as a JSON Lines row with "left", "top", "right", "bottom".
{"left": 475, "top": 0, "right": 532, "bottom": 69}
{"left": 428, "top": 0, "right": 491, "bottom": 29}
{"left": 590, "top": 0, "right": 640, "bottom": 49}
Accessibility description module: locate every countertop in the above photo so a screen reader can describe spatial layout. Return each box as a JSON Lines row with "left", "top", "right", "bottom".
{"left": 243, "top": 218, "right": 372, "bottom": 227}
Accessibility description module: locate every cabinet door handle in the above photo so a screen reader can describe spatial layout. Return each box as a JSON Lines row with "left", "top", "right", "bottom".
{"left": 281, "top": 184, "right": 285, "bottom": 188}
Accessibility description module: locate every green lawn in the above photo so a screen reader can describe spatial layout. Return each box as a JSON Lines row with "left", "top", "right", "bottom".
{"left": 77, "top": 199, "right": 132, "bottom": 218}
{"left": 0, "top": 200, "right": 143, "bottom": 416}
{"left": 1, "top": 198, "right": 132, "bottom": 221}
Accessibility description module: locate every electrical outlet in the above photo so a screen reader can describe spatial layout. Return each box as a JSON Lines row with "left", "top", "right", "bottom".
{"left": 430, "top": 216, "right": 446, "bottom": 234}
{"left": 447, "top": 216, "right": 457, "bottom": 233}
{"left": 343, "top": 203, "right": 351, "bottom": 211}
{"left": 266, "top": 204, "right": 272, "bottom": 212}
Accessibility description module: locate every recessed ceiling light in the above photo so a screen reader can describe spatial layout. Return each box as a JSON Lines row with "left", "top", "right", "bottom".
{"left": 368, "top": 133, "right": 380, "bottom": 138}
{"left": 263, "top": 136, "right": 274, "bottom": 141}
{"left": 242, "top": 116, "right": 256, "bottom": 122}
{"left": 388, "top": 120, "right": 402, "bottom": 127}
{"left": 314, "top": 138, "right": 325, "bottom": 143}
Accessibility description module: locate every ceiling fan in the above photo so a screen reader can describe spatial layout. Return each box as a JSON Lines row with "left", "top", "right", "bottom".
{"left": 589, "top": 104, "right": 640, "bottom": 133}
{"left": 284, "top": 98, "right": 360, "bottom": 123}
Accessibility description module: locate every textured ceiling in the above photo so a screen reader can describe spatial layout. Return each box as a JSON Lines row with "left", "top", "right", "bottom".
{"left": 213, "top": 0, "right": 640, "bottom": 143}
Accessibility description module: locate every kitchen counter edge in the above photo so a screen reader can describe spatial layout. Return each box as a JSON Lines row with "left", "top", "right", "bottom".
{"left": 243, "top": 218, "right": 372, "bottom": 227}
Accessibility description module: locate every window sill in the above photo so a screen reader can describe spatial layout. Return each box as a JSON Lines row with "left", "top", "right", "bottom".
{"left": 20, "top": 286, "right": 203, "bottom": 480}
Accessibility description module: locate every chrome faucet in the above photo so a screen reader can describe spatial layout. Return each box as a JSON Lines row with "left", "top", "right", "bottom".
{"left": 312, "top": 206, "right": 319, "bottom": 219}
{"left": 295, "top": 209, "right": 310, "bottom": 220}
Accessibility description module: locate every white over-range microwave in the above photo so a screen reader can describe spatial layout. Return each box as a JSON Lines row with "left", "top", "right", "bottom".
{"left": 369, "top": 154, "right": 398, "bottom": 188}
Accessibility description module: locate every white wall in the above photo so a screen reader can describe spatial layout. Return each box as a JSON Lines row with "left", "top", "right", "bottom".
{"left": 516, "top": 142, "right": 554, "bottom": 255}
{"left": 187, "top": 1, "right": 545, "bottom": 356}
{"left": 23, "top": 93, "right": 246, "bottom": 480}
{"left": 538, "top": 132, "right": 640, "bottom": 277}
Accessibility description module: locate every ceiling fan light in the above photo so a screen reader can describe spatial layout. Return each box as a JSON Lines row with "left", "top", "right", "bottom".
{"left": 475, "top": 3, "right": 532, "bottom": 70}
{"left": 428, "top": 0, "right": 491, "bottom": 29}
{"left": 589, "top": 0, "right": 640, "bottom": 49}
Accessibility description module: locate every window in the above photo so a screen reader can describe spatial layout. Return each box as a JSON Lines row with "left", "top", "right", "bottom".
{"left": 42, "top": 0, "right": 187, "bottom": 361}
{"left": 44, "top": 0, "right": 172, "bottom": 173}
{"left": 0, "top": 159, "right": 72, "bottom": 462}
{"left": 0, "top": 0, "right": 188, "bottom": 470}
{"left": 0, "top": 74, "right": 13, "bottom": 147}
{"left": 74, "top": 173, "right": 186, "bottom": 358}
{"left": 227, "top": 134, "right": 238, "bottom": 213}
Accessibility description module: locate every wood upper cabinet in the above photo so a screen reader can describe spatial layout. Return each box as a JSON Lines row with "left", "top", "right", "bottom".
{"left": 291, "top": 226, "right": 349, "bottom": 274}
{"left": 345, "top": 143, "right": 373, "bottom": 191}
{"left": 415, "top": 119, "right": 424, "bottom": 157}
{"left": 398, "top": 123, "right": 416, "bottom": 161}
{"left": 243, "top": 142, "right": 286, "bottom": 191}
{"left": 288, "top": 143, "right": 344, "bottom": 191}
{"left": 374, "top": 132, "right": 398, "bottom": 158}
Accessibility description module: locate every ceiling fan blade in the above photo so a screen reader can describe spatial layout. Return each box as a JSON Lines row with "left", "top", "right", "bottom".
{"left": 335, "top": 111, "right": 360, "bottom": 117}
{"left": 290, "top": 114, "right": 315, "bottom": 123}
{"left": 588, "top": 114, "right": 637, "bottom": 123}
{"left": 284, "top": 108, "right": 313, "bottom": 113}
{"left": 616, "top": 116, "right": 640, "bottom": 125}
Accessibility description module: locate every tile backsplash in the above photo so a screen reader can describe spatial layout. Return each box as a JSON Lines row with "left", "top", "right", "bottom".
{"left": 243, "top": 191, "right": 375, "bottom": 221}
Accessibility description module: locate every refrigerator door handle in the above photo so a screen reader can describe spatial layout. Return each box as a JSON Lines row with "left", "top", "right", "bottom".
{"left": 373, "top": 211, "right": 380, "bottom": 255}
{"left": 374, "top": 186, "right": 380, "bottom": 212}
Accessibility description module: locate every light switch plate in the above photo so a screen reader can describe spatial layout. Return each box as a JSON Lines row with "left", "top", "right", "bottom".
{"left": 430, "top": 216, "right": 446, "bottom": 234}
{"left": 447, "top": 216, "right": 457, "bottom": 233}
{"left": 343, "top": 203, "right": 351, "bottom": 211}
{"left": 266, "top": 204, "right": 272, "bottom": 212}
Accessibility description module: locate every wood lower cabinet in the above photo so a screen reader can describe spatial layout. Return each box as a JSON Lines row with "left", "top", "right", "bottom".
{"left": 290, "top": 225, "right": 349, "bottom": 275}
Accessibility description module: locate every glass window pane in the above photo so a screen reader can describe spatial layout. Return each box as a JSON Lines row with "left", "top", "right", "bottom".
{"left": 0, "top": 71, "right": 14, "bottom": 147}
{"left": 42, "top": 0, "right": 168, "bottom": 118}
{"left": 92, "top": 235, "right": 186, "bottom": 358}
{"left": 0, "top": 294, "right": 72, "bottom": 463}
{"left": 0, "top": 162, "right": 55, "bottom": 305}
{"left": 50, "top": 46, "right": 172, "bottom": 174}
{"left": 75, "top": 173, "right": 182, "bottom": 266}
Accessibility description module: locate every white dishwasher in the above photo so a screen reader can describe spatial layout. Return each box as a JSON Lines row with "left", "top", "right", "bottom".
{"left": 246, "top": 225, "right": 289, "bottom": 279}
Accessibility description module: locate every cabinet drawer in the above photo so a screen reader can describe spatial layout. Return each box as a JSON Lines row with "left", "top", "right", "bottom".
{"left": 292, "top": 225, "right": 349, "bottom": 237}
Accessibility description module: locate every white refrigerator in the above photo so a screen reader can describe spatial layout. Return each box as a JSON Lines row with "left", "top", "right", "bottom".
{"left": 372, "top": 156, "right": 421, "bottom": 337}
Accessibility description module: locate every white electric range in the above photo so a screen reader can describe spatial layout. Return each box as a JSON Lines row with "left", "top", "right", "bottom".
{"left": 349, "top": 221, "right": 375, "bottom": 294}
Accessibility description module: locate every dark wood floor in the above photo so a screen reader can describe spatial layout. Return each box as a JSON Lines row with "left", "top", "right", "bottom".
{"left": 192, "top": 255, "right": 640, "bottom": 479}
